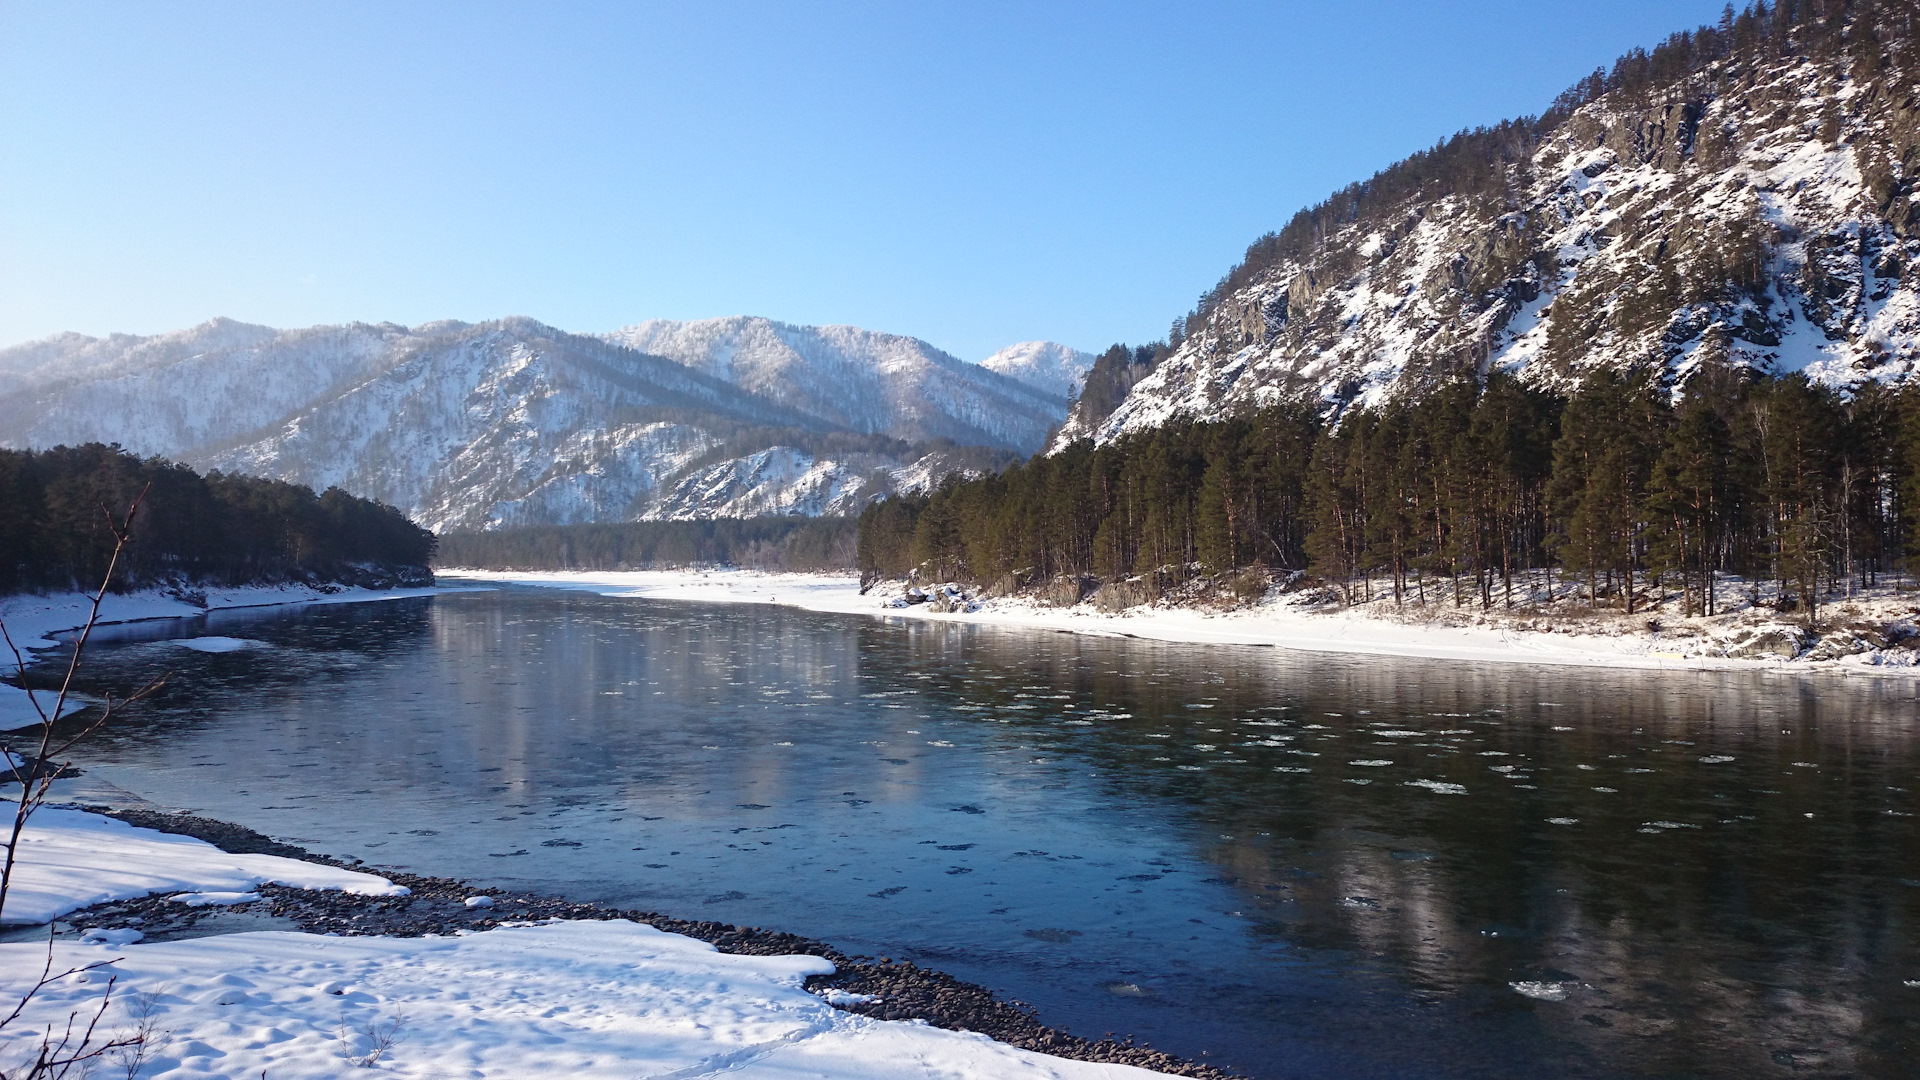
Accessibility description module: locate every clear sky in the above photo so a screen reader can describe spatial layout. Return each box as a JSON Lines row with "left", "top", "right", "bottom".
{"left": 2, "top": 1, "right": 1732, "bottom": 360}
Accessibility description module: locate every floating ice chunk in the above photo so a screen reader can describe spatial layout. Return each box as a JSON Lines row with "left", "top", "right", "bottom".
{"left": 1592, "top": 787, "right": 1618, "bottom": 793}
{"left": 1510, "top": 980, "right": 1574, "bottom": 1001}
{"left": 1551, "top": 726, "right": 1574, "bottom": 732}
{"left": 1344, "top": 778, "right": 1373, "bottom": 785}
{"left": 170, "top": 891, "right": 260, "bottom": 907}
{"left": 1407, "top": 780, "right": 1468, "bottom": 795}
{"left": 1791, "top": 762, "right": 1819, "bottom": 768}
{"left": 173, "top": 637, "right": 256, "bottom": 653}
{"left": 1273, "top": 766, "right": 1311, "bottom": 773}
{"left": 1373, "top": 730, "right": 1423, "bottom": 738}
{"left": 465, "top": 896, "right": 496, "bottom": 909}
{"left": 1699, "top": 755, "right": 1735, "bottom": 764}
{"left": 1349, "top": 760, "right": 1393, "bottom": 767}
{"left": 1546, "top": 817, "right": 1579, "bottom": 825}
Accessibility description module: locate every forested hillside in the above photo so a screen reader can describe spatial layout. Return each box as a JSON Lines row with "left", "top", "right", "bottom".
{"left": 0, "top": 317, "right": 1063, "bottom": 532}
{"left": 860, "top": 370, "right": 1920, "bottom": 623}
{"left": 0, "top": 443, "right": 435, "bottom": 595}
{"left": 1057, "top": 0, "right": 1920, "bottom": 445}
{"left": 859, "top": 1, "right": 1920, "bottom": 621}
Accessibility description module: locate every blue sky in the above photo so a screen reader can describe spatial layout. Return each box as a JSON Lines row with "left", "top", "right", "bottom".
{"left": 2, "top": 1, "right": 1731, "bottom": 359}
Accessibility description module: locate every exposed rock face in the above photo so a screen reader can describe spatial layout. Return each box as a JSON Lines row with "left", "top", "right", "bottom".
{"left": 1057, "top": 19, "right": 1920, "bottom": 449}
{"left": 1091, "top": 579, "right": 1154, "bottom": 612}
{"left": 979, "top": 568, "right": 1036, "bottom": 598}
{"left": 1040, "top": 575, "right": 1097, "bottom": 608}
{"left": 1725, "top": 628, "right": 1808, "bottom": 658}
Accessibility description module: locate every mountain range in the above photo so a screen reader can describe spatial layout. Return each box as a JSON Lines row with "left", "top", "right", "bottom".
{"left": 1055, "top": 2, "right": 1919, "bottom": 448}
{"left": 11, "top": 6, "right": 1905, "bottom": 540}
{"left": 0, "top": 316, "right": 1090, "bottom": 532}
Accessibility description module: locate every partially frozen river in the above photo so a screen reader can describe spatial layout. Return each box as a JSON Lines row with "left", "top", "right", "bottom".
{"left": 55, "top": 587, "right": 1920, "bottom": 1078}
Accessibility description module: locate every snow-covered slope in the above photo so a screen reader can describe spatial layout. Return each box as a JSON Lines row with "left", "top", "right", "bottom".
{"left": 978, "top": 340, "right": 1096, "bottom": 399}
{"left": 1058, "top": 9, "right": 1920, "bottom": 448}
{"left": 605, "top": 317, "right": 1068, "bottom": 452}
{"left": 0, "top": 317, "right": 1053, "bottom": 531}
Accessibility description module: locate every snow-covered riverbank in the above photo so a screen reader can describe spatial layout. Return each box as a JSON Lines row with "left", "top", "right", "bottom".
{"left": 0, "top": 807, "right": 1174, "bottom": 1079}
{"left": 0, "top": 807, "right": 406, "bottom": 926}
{"left": 443, "top": 568, "right": 1920, "bottom": 675}
{"left": 0, "top": 583, "right": 469, "bottom": 730}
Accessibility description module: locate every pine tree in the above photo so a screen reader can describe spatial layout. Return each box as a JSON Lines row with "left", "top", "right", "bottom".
{"left": 1646, "top": 394, "right": 1734, "bottom": 615}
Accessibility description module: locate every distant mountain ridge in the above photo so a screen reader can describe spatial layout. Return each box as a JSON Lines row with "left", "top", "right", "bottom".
{"left": 0, "top": 315, "right": 1082, "bottom": 531}
{"left": 1055, "top": 1, "right": 1920, "bottom": 449}
{"left": 977, "top": 341, "right": 1097, "bottom": 400}
{"left": 602, "top": 316, "right": 1066, "bottom": 451}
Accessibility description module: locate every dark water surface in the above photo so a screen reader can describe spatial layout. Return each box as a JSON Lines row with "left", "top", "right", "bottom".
{"left": 51, "top": 588, "right": 1920, "bottom": 1078}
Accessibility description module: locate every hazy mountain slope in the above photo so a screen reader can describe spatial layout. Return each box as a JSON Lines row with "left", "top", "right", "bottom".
{"left": 604, "top": 317, "right": 1068, "bottom": 453}
{"left": 0, "top": 316, "right": 1041, "bottom": 531}
{"left": 0, "top": 319, "right": 414, "bottom": 453}
{"left": 978, "top": 341, "right": 1096, "bottom": 399}
{"left": 1058, "top": 3, "right": 1920, "bottom": 448}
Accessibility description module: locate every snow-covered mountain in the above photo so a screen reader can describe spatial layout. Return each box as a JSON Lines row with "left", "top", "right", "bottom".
{"left": 978, "top": 341, "right": 1096, "bottom": 400}
{"left": 0, "top": 316, "right": 1049, "bottom": 531}
{"left": 1056, "top": 5, "right": 1920, "bottom": 448}
{"left": 602, "top": 317, "right": 1070, "bottom": 452}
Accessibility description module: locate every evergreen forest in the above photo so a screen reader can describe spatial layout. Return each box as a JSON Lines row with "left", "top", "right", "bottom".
{"left": 0, "top": 443, "right": 436, "bottom": 595}
{"left": 858, "top": 370, "right": 1920, "bottom": 623}
{"left": 435, "top": 517, "right": 856, "bottom": 573}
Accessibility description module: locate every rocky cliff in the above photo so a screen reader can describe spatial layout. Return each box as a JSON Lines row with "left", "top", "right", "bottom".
{"left": 1057, "top": 2, "right": 1920, "bottom": 447}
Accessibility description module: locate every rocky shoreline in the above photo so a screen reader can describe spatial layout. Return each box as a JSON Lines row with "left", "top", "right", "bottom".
{"left": 52, "top": 805, "right": 1231, "bottom": 1079}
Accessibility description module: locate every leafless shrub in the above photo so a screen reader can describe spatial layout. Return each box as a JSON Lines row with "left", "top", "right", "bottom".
{"left": 0, "top": 935, "right": 139, "bottom": 1080}
{"left": 338, "top": 1008, "right": 406, "bottom": 1068}
{"left": 0, "top": 488, "right": 169, "bottom": 1079}
{"left": 2, "top": 486, "right": 169, "bottom": 923}
{"left": 104, "top": 987, "right": 170, "bottom": 1080}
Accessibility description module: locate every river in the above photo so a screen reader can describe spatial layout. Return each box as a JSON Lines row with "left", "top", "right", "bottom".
{"left": 51, "top": 587, "right": 1920, "bottom": 1078}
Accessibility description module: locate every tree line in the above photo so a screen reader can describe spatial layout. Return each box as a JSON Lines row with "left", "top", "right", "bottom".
{"left": 858, "top": 370, "right": 1920, "bottom": 624}
{"left": 436, "top": 516, "right": 856, "bottom": 573}
{"left": 0, "top": 443, "right": 435, "bottom": 595}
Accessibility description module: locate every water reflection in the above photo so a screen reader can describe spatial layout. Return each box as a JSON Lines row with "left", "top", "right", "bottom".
{"left": 54, "top": 590, "right": 1920, "bottom": 1078}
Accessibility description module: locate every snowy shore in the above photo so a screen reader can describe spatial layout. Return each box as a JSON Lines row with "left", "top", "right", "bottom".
{"left": 442, "top": 568, "right": 1920, "bottom": 675}
{"left": 0, "top": 583, "right": 462, "bottom": 730}
{"left": 0, "top": 807, "right": 1179, "bottom": 1078}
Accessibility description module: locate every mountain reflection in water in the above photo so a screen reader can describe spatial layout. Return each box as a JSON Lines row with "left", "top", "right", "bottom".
{"left": 57, "top": 589, "right": 1920, "bottom": 1079}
